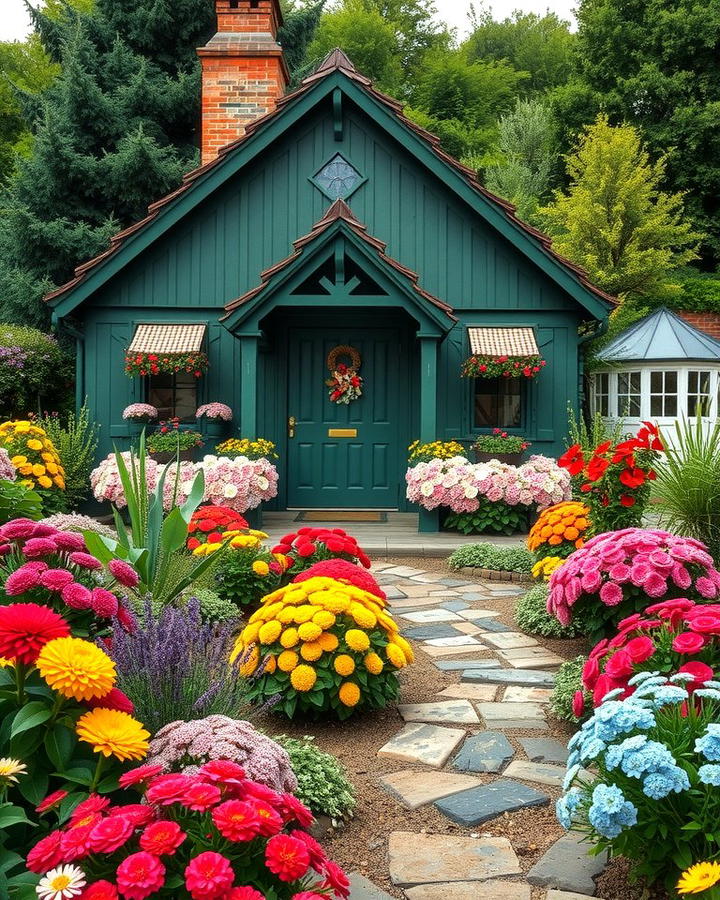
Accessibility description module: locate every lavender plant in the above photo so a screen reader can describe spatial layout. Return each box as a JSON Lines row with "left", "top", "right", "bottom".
{"left": 109, "top": 598, "right": 250, "bottom": 732}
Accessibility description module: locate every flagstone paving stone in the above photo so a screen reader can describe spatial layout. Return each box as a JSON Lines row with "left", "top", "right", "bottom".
{"left": 519, "top": 738, "right": 569, "bottom": 766}
{"left": 452, "top": 622, "right": 483, "bottom": 636}
{"left": 378, "top": 769, "right": 483, "bottom": 809}
{"left": 497, "top": 648, "right": 565, "bottom": 669}
{"left": 411, "top": 573, "right": 449, "bottom": 583}
{"left": 394, "top": 583, "right": 441, "bottom": 597}
{"left": 527, "top": 832, "right": 607, "bottom": 895}
{"left": 384, "top": 565, "right": 428, "bottom": 577}
{"left": 451, "top": 731, "right": 515, "bottom": 773}
{"left": 348, "top": 872, "right": 396, "bottom": 900}
{"left": 504, "top": 760, "right": 567, "bottom": 787}
{"left": 422, "top": 643, "right": 490, "bottom": 658}
{"left": 423, "top": 634, "right": 484, "bottom": 647}
{"left": 435, "top": 779, "right": 550, "bottom": 826}
{"left": 468, "top": 615, "right": 514, "bottom": 630}
{"left": 478, "top": 702, "right": 547, "bottom": 723}
{"left": 547, "top": 891, "right": 603, "bottom": 900}
{"left": 504, "top": 686, "right": 554, "bottom": 703}
{"left": 402, "top": 623, "right": 463, "bottom": 641}
{"left": 405, "top": 882, "right": 531, "bottom": 899}
{"left": 437, "top": 578, "right": 474, "bottom": 587}
{"left": 441, "top": 600, "right": 471, "bottom": 611}
{"left": 384, "top": 587, "right": 408, "bottom": 600}
{"left": 399, "top": 700, "right": 480, "bottom": 725}
{"left": 482, "top": 631, "right": 541, "bottom": 649}
{"left": 391, "top": 596, "right": 449, "bottom": 610}
{"left": 463, "top": 668, "right": 557, "bottom": 687}
{"left": 388, "top": 833, "right": 522, "bottom": 885}
{"left": 434, "top": 659, "right": 498, "bottom": 671}
{"left": 436, "top": 683, "right": 498, "bottom": 701}
{"left": 377, "top": 723, "right": 466, "bottom": 767}
{"left": 401, "top": 609, "right": 464, "bottom": 623}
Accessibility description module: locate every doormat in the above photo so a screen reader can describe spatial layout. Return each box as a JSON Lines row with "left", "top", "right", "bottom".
{"left": 295, "top": 511, "right": 388, "bottom": 523}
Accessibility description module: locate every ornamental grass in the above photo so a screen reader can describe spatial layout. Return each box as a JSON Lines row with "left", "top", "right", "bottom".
{"left": 528, "top": 500, "right": 591, "bottom": 558}
{"left": 231, "top": 576, "right": 413, "bottom": 720}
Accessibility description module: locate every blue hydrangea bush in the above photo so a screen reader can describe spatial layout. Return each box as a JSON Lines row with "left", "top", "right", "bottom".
{"left": 558, "top": 672, "right": 720, "bottom": 888}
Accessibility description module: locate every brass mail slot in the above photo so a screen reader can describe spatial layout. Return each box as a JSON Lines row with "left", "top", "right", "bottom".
{"left": 328, "top": 428, "right": 357, "bottom": 438}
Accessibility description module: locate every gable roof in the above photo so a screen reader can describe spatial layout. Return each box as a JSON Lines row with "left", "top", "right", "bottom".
{"left": 598, "top": 307, "right": 720, "bottom": 363}
{"left": 222, "top": 198, "right": 455, "bottom": 332}
{"left": 46, "top": 48, "right": 616, "bottom": 319}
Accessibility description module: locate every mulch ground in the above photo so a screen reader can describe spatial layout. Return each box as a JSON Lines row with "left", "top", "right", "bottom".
{"left": 256, "top": 557, "right": 664, "bottom": 899}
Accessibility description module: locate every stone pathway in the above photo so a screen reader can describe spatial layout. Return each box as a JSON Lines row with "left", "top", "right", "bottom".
{"left": 348, "top": 562, "right": 605, "bottom": 900}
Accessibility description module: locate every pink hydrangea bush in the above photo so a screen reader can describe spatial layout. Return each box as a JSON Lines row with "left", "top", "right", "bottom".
{"left": 199, "top": 455, "right": 279, "bottom": 513}
{"left": 91, "top": 452, "right": 160, "bottom": 508}
{"left": 0, "top": 447, "right": 16, "bottom": 482}
{"left": 161, "top": 460, "right": 198, "bottom": 509}
{"left": 405, "top": 454, "right": 571, "bottom": 514}
{"left": 196, "top": 403, "right": 233, "bottom": 421}
{"left": 122, "top": 403, "right": 158, "bottom": 421}
{"left": 548, "top": 528, "right": 720, "bottom": 641}
{"left": 146, "top": 716, "right": 298, "bottom": 793}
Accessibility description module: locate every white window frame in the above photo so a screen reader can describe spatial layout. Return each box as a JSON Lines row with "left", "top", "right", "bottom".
{"left": 593, "top": 367, "right": 720, "bottom": 423}
{"left": 617, "top": 370, "right": 642, "bottom": 418}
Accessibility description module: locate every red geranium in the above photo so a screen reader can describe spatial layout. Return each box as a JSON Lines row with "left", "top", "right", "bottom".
{"left": 187, "top": 505, "right": 249, "bottom": 549}
{"left": 272, "top": 527, "right": 371, "bottom": 574}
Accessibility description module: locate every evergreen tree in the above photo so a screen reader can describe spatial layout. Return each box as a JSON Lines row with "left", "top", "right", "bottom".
{"left": 279, "top": 0, "right": 328, "bottom": 83}
{"left": 539, "top": 116, "right": 702, "bottom": 298}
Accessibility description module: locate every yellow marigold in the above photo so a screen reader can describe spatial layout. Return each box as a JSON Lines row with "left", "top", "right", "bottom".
{"left": 54, "top": 476, "right": 65, "bottom": 489}
{"left": 333, "top": 654, "right": 355, "bottom": 676}
{"left": 37, "top": 476, "right": 53, "bottom": 489}
{"left": 32, "top": 463, "right": 46, "bottom": 477}
{"left": 350, "top": 603, "right": 377, "bottom": 629}
{"left": 345, "top": 629, "right": 370, "bottom": 652}
{"left": 26, "top": 439, "right": 43, "bottom": 451}
{"left": 293, "top": 605, "right": 317, "bottom": 624}
{"left": 378, "top": 613, "right": 399, "bottom": 634}
{"left": 312, "top": 610, "right": 336, "bottom": 630}
{"left": 276, "top": 607, "right": 295, "bottom": 624}
{"left": 318, "top": 632, "right": 339, "bottom": 652}
{"left": 259, "top": 602, "right": 283, "bottom": 621}
{"left": 264, "top": 655, "right": 277, "bottom": 674}
{"left": 36, "top": 637, "right": 116, "bottom": 702}
{"left": 258, "top": 621, "right": 282, "bottom": 645}
{"left": 76, "top": 708, "right": 150, "bottom": 762}
{"left": 321, "top": 595, "right": 351, "bottom": 614}
{"left": 392, "top": 635, "right": 415, "bottom": 663}
{"left": 300, "top": 641, "right": 323, "bottom": 662}
{"left": 297, "top": 622, "right": 322, "bottom": 642}
{"left": 278, "top": 650, "right": 299, "bottom": 672}
{"left": 280, "top": 627, "right": 299, "bottom": 648}
{"left": 283, "top": 589, "right": 307, "bottom": 606}
{"left": 532, "top": 555, "right": 565, "bottom": 581}
{"left": 10, "top": 455, "right": 26, "bottom": 466}
{"left": 677, "top": 862, "right": 720, "bottom": 896}
{"left": 386, "top": 643, "right": 407, "bottom": 669}
{"left": 252, "top": 560, "right": 270, "bottom": 576}
{"left": 239, "top": 645, "right": 260, "bottom": 676}
{"left": 290, "top": 664, "right": 317, "bottom": 692}
{"left": 338, "top": 682, "right": 361, "bottom": 707}
{"left": 241, "top": 623, "right": 261, "bottom": 645}
{"left": 364, "top": 652, "right": 384, "bottom": 674}
{"left": 528, "top": 501, "right": 591, "bottom": 552}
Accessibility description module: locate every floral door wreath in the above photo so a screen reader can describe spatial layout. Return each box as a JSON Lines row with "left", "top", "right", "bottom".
{"left": 326, "top": 345, "right": 363, "bottom": 404}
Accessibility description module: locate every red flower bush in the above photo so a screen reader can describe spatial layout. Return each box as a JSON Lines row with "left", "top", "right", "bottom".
{"left": 293, "top": 559, "right": 385, "bottom": 599}
{"left": 272, "top": 527, "right": 371, "bottom": 573}
{"left": 577, "top": 597, "right": 720, "bottom": 714}
{"left": 558, "top": 422, "right": 664, "bottom": 533}
{"left": 186, "top": 506, "right": 249, "bottom": 551}
{"left": 26, "top": 760, "right": 350, "bottom": 900}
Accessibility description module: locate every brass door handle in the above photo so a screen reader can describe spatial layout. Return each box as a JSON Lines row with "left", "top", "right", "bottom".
{"left": 288, "top": 416, "right": 296, "bottom": 438}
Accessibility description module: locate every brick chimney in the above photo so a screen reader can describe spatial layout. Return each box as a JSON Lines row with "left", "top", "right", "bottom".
{"left": 198, "top": 0, "right": 289, "bottom": 165}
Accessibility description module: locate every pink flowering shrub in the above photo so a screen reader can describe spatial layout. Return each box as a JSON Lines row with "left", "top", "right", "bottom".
{"left": 0, "top": 447, "right": 16, "bottom": 482}
{"left": 548, "top": 528, "right": 720, "bottom": 641}
{"left": 146, "top": 716, "right": 298, "bottom": 793}
{"left": 122, "top": 403, "right": 158, "bottom": 421}
{"left": 40, "top": 513, "right": 117, "bottom": 540}
{"left": 91, "top": 452, "right": 160, "bottom": 508}
{"left": 405, "top": 454, "right": 571, "bottom": 514}
{"left": 196, "top": 403, "right": 233, "bottom": 421}
{"left": 161, "top": 460, "right": 198, "bottom": 509}
{"left": 0, "top": 518, "right": 136, "bottom": 634}
{"left": 199, "top": 454, "right": 278, "bottom": 513}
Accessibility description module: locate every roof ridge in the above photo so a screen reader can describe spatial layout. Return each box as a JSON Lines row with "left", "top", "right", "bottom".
{"left": 314, "top": 48, "right": 357, "bottom": 75}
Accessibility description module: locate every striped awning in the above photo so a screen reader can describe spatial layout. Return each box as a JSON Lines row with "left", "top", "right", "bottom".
{"left": 468, "top": 326, "right": 539, "bottom": 357}
{"left": 128, "top": 324, "right": 206, "bottom": 355}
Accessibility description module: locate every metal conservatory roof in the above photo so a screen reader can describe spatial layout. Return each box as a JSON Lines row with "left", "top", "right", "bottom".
{"left": 598, "top": 307, "right": 720, "bottom": 363}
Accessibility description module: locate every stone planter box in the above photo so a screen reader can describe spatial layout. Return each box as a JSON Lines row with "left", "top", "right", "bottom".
{"left": 456, "top": 565, "right": 533, "bottom": 583}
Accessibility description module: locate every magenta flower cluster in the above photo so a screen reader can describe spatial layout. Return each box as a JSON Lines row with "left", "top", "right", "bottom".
{"left": 548, "top": 528, "right": 720, "bottom": 626}
{"left": 0, "top": 518, "right": 137, "bottom": 629}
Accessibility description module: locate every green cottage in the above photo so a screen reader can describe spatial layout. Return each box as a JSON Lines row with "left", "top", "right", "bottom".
{"left": 46, "top": 0, "right": 613, "bottom": 529}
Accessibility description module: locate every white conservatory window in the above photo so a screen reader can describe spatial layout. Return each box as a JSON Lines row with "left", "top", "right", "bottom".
{"left": 650, "top": 370, "right": 678, "bottom": 416}
{"left": 617, "top": 371, "right": 641, "bottom": 417}
{"left": 688, "top": 370, "right": 712, "bottom": 416}
{"left": 594, "top": 373, "right": 609, "bottom": 416}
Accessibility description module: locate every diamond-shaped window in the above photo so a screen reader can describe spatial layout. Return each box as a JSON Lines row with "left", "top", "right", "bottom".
{"left": 311, "top": 154, "right": 365, "bottom": 201}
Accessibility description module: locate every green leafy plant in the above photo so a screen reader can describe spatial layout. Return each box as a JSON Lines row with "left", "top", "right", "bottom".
{"left": 445, "top": 499, "right": 530, "bottom": 535}
{"left": 214, "top": 546, "right": 279, "bottom": 608}
{"left": 275, "top": 735, "right": 356, "bottom": 822}
{"left": 516, "top": 583, "right": 586, "bottom": 637}
{"left": 182, "top": 587, "right": 241, "bottom": 623}
{"left": 472, "top": 429, "right": 530, "bottom": 454}
{"left": 407, "top": 439, "right": 467, "bottom": 464}
{"left": 146, "top": 429, "right": 204, "bottom": 453}
{"left": 0, "top": 324, "right": 73, "bottom": 418}
{"left": 38, "top": 404, "right": 99, "bottom": 509}
{"left": 0, "top": 479, "right": 42, "bottom": 525}
{"left": 653, "top": 416, "right": 720, "bottom": 563}
{"left": 449, "top": 541, "right": 533, "bottom": 573}
{"left": 549, "top": 655, "right": 587, "bottom": 723}
{"left": 83, "top": 434, "right": 223, "bottom": 605}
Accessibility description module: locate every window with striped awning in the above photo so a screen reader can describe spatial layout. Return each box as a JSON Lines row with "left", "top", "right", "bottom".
{"left": 128, "top": 323, "right": 206, "bottom": 355}
{"left": 467, "top": 326, "right": 539, "bottom": 357}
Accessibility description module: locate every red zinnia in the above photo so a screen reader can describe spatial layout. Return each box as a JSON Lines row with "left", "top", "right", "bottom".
{"left": 572, "top": 690, "right": 585, "bottom": 718}
{"left": 673, "top": 632, "right": 707, "bottom": 654}
{"left": 36, "top": 789, "right": 68, "bottom": 814}
{"left": 184, "top": 851, "right": 234, "bottom": 900}
{"left": 145, "top": 774, "right": 193, "bottom": 806}
{"left": 26, "top": 830, "right": 64, "bottom": 873}
{"left": 70, "top": 794, "right": 111, "bottom": 823}
{"left": 679, "top": 660, "right": 714, "bottom": 687}
{"left": 624, "top": 636, "right": 655, "bottom": 663}
{"left": 88, "top": 815, "right": 135, "bottom": 853}
{"left": 182, "top": 781, "right": 222, "bottom": 812}
{"left": 689, "top": 614, "right": 720, "bottom": 635}
{"left": 265, "top": 833, "right": 311, "bottom": 882}
{"left": 212, "top": 799, "right": 261, "bottom": 841}
{"left": 106, "top": 804, "right": 155, "bottom": 827}
{"left": 198, "top": 759, "right": 246, "bottom": 787}
{"left": 118, "top": 764, "right": 164, "bottom": 789}
{"left": 79, "top": 881, "right": 119, "bottom": 899}
{"left": 228, "top": 889, "right": 265, "bottom": 900}
{"left": 86, "top": 687, "right": 135, "bottom": 714}
{"left": 139, "top": 820, "right": 186, "bottom": 856}
{"left": 117, "top": 851, "right": 166, "bottom": 900}
{"left": 321, "top": 859, "right": 351, "bottom": 897}
{"left": 0, "top": 603, "right": 69, "bottom": 665}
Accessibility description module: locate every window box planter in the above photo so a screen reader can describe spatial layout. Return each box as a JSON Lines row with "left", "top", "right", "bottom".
{"left": 149, "top": 448, "right": 196, "bottom": 465}
{"left": 473, "top": 449, "right": 525, "bottom": 466}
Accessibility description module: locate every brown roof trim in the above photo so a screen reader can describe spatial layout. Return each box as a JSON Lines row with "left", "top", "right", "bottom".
{"left": 45, "top": 47, "right": 616, "bottom": 308}
{"left": 222, "top": 198, "right": 456, "bottom": 322}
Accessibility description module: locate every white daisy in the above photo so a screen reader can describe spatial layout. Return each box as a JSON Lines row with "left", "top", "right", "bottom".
{"left": 36, "top": 865, "right": 86, "bottom": 900}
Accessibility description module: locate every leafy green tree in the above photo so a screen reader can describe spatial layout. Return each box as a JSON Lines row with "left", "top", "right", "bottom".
{"left": 279, "top": 0, "right": 328, "bottom": 82}
{"left": 485, "top": 98, "right": 557, "bottom": 221}
{"left": 465, "top": 5, "right": 575, "bottom": 95}
{"left": 539, "top": 116, "right": 702, "bottom": 298}
{"left": 575, "top": 0, "right": 720, "bottom": 264}
{"left": 357, "top": 0, "right": 450, "bottom": 79}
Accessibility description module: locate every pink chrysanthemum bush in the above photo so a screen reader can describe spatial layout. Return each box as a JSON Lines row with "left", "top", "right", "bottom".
{"left": 548, "top": 528, "right": 720, "bottom": 642}
{"left": 198, "top": 454, "right": 278, "bottom": 513}
{"left": 25, "top": 760, "right": 350, "bottom": 900}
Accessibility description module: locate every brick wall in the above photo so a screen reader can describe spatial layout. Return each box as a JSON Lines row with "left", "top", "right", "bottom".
{"left": 676, "top": 311, "right": 720, "bottom": 340}
{"left": 199, "top": 0, "right": 288, "bottom": 165}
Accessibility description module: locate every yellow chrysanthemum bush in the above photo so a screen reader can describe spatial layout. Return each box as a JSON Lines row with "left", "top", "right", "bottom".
{"left": 532, "top": 554, "right": 565, "bottom": 581}
{"left": 232, "top": 576, "right": 413, "bottom": 720}
{"left": 528, "top": 500, "right": 591, "bottom": 560}
{"left": 0, "top": 420, "right": 66, "bottom": 512}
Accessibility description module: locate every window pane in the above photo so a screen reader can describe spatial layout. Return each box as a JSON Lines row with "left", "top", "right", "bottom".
{"left": 650, "top": 396, "right": 663, "bottom": 416}
{"left": 650, "top": 371, "right": 663, "bottom": 392}
{"left": 665, "top": 371, "right": 677, "bottom": 392}
{"left": 148, "top": 374, "right": 175, "bottom": 420}
{"left": 147, "top": 373, "right": 197, "bottom": 422}
{"left": 474, "top": 378, "right": 521, "bottom": 429}
{"left": 665, "top": 395, "right": 677, "bottom": 416}
{"left": 630, "top": 372, "right": 641, "bottom": 392}
{"left": 599, "top": 395, "right": 609, "bottom": 416}
{"left": 688, "top": 371, "right": 699, "bottom": 393}
{"left": 600, "top": 373, "right": 609, "bottom": 393}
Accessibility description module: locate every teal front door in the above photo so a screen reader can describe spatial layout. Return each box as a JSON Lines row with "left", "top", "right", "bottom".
{"left": 286, "top": 327, "right": 404, "bottom": 508}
